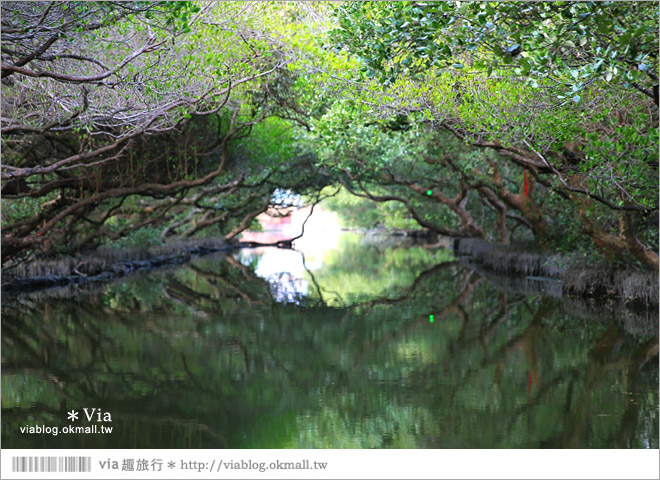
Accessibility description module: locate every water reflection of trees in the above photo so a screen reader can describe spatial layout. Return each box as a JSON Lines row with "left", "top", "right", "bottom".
{"left": 1, "top": 249, "right": 658, "bottom": 448}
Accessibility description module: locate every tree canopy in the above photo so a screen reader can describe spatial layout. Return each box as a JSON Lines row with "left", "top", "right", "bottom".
{"left": 2, "top": 1, "right": 658, "bottom": 272}
{"left": 331, "top": 1, "right": 658, "bottom": 103}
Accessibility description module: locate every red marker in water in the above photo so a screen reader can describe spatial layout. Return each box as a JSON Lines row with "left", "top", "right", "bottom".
{"left": 524, "top": 170, "right": 529, "bottom": 196}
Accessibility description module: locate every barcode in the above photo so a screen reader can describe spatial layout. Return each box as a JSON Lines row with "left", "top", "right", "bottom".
{"left": 12, "top": 456, "right": 91, "bottom": 473}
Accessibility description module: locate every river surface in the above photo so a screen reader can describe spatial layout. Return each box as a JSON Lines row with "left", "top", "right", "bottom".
{"left": 2, "top": 229, "right": 658, "bottom": 448}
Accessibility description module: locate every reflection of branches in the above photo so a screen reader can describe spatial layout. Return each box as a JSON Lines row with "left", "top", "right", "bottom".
{"left": 499, "top": 369, "right": 581, "bottom": 447}
{"left": 478, "top": 292, "right": 533, "bottom": 368}
{"left": 613, "top": 337, "right": 658, "bottom": 448}
{"left": 365, "top": 261, "right": 459, "bottom": 308}
{"left": 181, "top": 352, "right": 210, "bottom": 390}
{"left": 167, "top": 277, "right": 218, "bottom": 303}
{"left": 488, "top": 314, "right": 658, "bottom": 447}
{"left": 222, "top": 256, "right": 273, "bottom": 304}
{"left": 352, "top": 265, "right": 479, "bottom": 366}
{"left": 193, "top": 266, "right": 255, "bottom": 304}
{"left": 1, "top": 366, "right": 81, "bottom": 405}
{"left": 106, "top": 412, "right": 229, "bottom": 448}
{"left": 480, "top": 298, "right": 545, "bottom": 376}
{"left": 178, "top": 256, "right": 274, "bottom": 307}
{"left": 295, "top": 249, "right": 326, "bottom": 306}
{"left": 563, "top": 331, "right": 659, "bottom": 448}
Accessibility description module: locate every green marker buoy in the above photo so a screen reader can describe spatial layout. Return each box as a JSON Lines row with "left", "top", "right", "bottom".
{"left": 427, "top": 190, "right": 432, "bottom": 196}
{"left": 429, "top": 314, "right": 434, "bottom": 323}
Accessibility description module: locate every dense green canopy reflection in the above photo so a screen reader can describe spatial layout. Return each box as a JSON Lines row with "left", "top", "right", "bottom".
{"left": 2, "top": 235, "right": 658, "bottom": 448}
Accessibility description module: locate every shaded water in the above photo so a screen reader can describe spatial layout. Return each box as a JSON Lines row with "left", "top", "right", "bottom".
{"left": 1, "top": 232, "right": 658, "bottom": 448}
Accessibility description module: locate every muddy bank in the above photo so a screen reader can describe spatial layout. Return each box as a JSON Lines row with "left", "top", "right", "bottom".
{"left": 2, "top": 231, "right": 438, "bottom": 296}
{"left": 454, "top": 237, "right": 658, "bottom": 307}
{"left": 460, "top": 255, "right": 657, "bottom": 337}
{"left": 459, "top": 256, "right": 563, "bottom": 299}
{"left": 560, "top": 295, "right": 659, "bottom": 338}
{"left": 1, "top": 238, "right": 236, "bottom": 295}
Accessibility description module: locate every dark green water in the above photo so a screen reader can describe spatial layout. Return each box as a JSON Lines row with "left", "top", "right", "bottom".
{"left": 2, "top": 233, "right": 658, "bottom": 448}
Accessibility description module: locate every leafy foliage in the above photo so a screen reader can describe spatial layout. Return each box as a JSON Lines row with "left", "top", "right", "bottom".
{"left": 330, "top": 1, "right": 659, "bottom": 104}
{"left": 1, "top": 1, "right": 658, "bottom": 271}
{"left": 318, "top": 0, "right": 659, "bottom": 268}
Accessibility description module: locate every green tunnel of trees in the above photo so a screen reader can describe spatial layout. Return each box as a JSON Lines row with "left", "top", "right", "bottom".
{"left": 2, "top": 1, "right": 658, "bottom": 271}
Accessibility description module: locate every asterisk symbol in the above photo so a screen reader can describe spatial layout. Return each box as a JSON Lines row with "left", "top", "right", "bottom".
{"left": 67, "top": 410, "right": 79, "bottom": 421}
{"left": 167, "top": 462, "right": 176, "bottom": 469}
